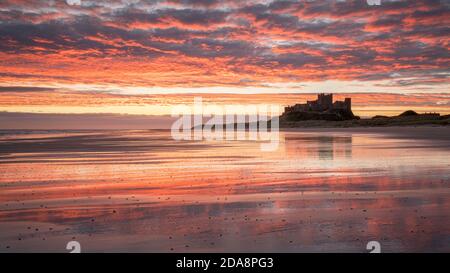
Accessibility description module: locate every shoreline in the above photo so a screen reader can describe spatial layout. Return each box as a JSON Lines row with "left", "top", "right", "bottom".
{"left": 2, "top": 125, "right": 450, "bottom": 140}
{"left": 281, "top": 126, "right": 450, "bottom": 141}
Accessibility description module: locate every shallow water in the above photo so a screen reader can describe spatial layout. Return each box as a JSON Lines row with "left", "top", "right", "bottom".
{"left": 0, "top": 129, "right": 449, "bottom": 252}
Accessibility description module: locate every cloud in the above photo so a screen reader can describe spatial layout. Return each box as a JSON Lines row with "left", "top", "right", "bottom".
{"left": 0, "top": 0, "right": 448, "bottom": 88}
{"left": 0, "top": 86, "right": 56, "bottom": 92}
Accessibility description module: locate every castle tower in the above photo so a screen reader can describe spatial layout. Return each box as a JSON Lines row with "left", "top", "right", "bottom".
{"left": 326, "top": 93, "right": 333, "bottom": 109}
{"left": 318, "top": 93, "right": 333, "bottom": 111}
{"left": 344, "top": 98, "right": 351, "bottom": 111}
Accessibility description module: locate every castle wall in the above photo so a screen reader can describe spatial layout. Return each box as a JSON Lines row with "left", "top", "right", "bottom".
{"left": 331, "top": 98, "right": 351, "bottom": 111}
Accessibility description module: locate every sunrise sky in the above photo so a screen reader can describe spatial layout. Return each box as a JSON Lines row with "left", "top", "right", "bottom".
{"left": 0, "top": 0, "right": 449, "bottom": 126}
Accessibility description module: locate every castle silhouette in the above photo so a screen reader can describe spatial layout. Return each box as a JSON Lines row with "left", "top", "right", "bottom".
{"left": 282, "top": 94, "right": 358, "bottom": 121}
{"left": 284, "top": 93, "right": 351, "bottom": 113}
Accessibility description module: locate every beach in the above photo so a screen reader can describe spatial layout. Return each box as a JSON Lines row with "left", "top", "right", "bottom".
{"left": 0, "top": 127, "right": 449, "bottom": 252}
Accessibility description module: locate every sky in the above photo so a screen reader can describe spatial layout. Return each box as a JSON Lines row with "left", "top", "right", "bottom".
{"left": 0, "top": 0, "right": 449, "bottom": 127}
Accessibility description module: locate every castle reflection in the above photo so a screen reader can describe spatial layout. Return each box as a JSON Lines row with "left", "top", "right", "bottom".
{"left": 284, "top": 134, "right": 353, "bottom": 160}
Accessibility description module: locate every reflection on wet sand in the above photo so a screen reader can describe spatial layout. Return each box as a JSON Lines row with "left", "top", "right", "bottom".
{"left": 0, "top": 129, "right": 449, "bottom": 252}
{"left": 285, "top": 135, "right": 353, "bottom": 160}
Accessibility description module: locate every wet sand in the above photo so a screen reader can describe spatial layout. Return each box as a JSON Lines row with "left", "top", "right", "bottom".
{"left": 0, "top": 128, "right": 449, "bottom": 252}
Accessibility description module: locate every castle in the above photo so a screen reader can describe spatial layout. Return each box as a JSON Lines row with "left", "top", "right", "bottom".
{"left": 284, "top": 93, "right": 351, "bottom": 113}
{"left": 282, "top": 94, "right": 358, "bottom": 121}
